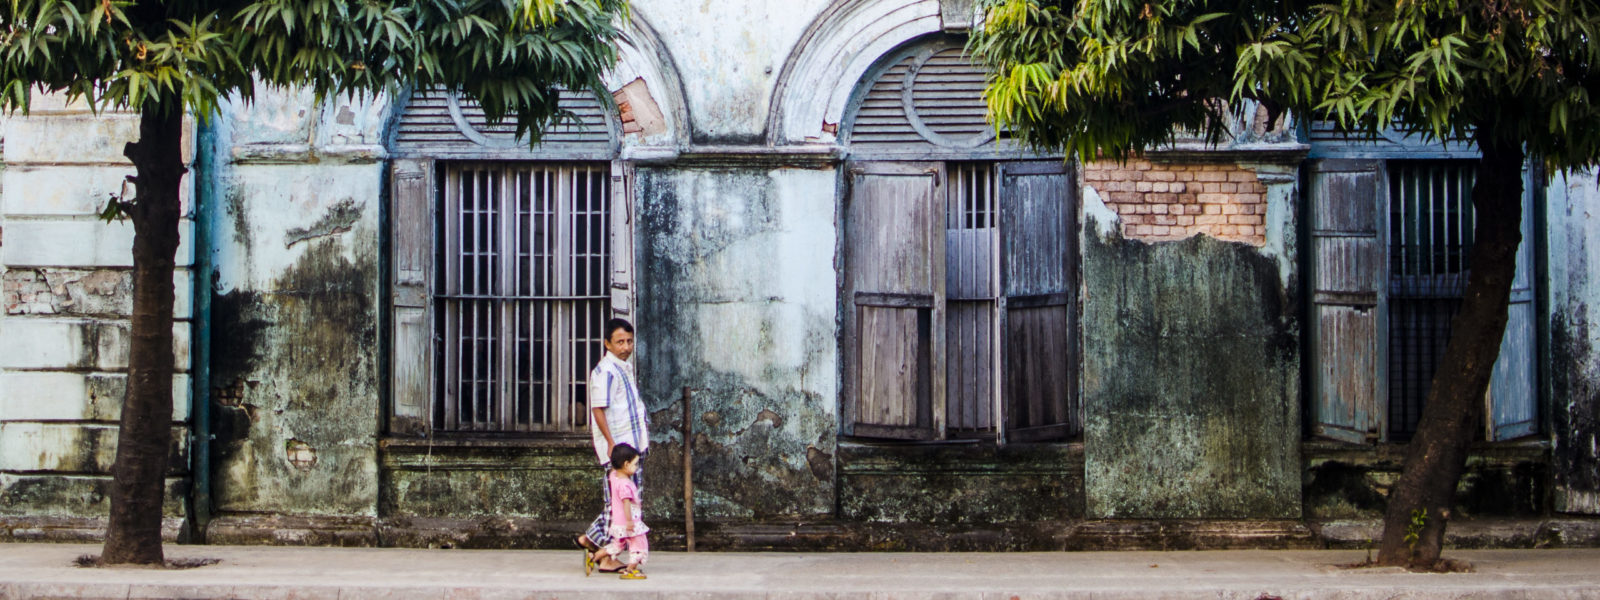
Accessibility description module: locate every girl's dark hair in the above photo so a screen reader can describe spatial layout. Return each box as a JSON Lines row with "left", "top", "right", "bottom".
{"left": 610, "top": 443, "right": 640, "bottom": 467}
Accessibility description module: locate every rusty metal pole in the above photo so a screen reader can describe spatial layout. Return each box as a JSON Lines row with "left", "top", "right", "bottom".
{"left": 682, "top": 386, "right": 695, "bottom": 552}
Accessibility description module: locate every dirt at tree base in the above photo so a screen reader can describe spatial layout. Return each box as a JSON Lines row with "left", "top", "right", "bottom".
{"left": 1336, "top": 556, "right": 1475, "bottom": 573}
{"left": 74, "top": 554, "right": 220, "bottom": 569}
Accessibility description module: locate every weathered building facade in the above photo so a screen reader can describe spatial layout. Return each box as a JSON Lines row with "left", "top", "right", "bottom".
{"left": 2, "top": 0, "right": 1597, "bottom": 549}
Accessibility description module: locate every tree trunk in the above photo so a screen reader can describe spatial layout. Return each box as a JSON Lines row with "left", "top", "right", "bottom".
{"left": 1375, "top": 134, "right": 1525, "bottom": 568}
{"left": 101, "top": 97, "right": 185, "bottom": 565}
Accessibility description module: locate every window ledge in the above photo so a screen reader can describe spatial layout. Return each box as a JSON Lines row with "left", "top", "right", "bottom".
{"left": 381, "top": 436, "right": 590, "bottom": 450}
{"left": 1302, "top": 438, "right": 1551, "bottom": 461}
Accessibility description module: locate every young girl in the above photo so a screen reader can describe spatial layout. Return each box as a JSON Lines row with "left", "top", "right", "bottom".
{"left": 591, "top": 443, "right": 648, "bottom": 579}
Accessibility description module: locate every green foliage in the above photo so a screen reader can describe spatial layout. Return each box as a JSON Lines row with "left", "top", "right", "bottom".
{"left": 971, "top": 0, "right": 1600, "bottom": 170}
{"left": 1404, "top": 508, "right": 1427, "bottom": 555}
{"left": 0, "top": 0, "right": 628, "bottom": 139}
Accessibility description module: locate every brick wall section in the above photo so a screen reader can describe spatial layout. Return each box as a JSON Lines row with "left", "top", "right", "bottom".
{"left": 1083, "top": 159, "right": 1267, "bottom": 246}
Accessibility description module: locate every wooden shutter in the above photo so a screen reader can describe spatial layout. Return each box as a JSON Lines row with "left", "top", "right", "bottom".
{"left": 1309, "top": 159, "right": 1387, "bottom": 444}
{"left": 998, "top": 161, "right": 1077, "bottom": 442}
{"left": 393, "top": 88, "right": 616, "bottom": 160}
{"left": 848, "top": 46, "right": 997, "bottom": 154}
{"left": 609, "top": 160, "right": 635, "bottom": 321}
{"left": 390, "top": 158, "right": 435, "bottom": 436}
{"left": 944, "top": 164, "right": 998, "bottom": 436}
{"left": 843, "top": 162, "right": 945, "bottom": 440}
{"left": 1488, "top": 168, "right": 1538, "bottom": 440}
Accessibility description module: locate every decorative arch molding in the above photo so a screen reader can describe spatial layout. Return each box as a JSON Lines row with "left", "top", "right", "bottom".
{"left": 386, "top": 10, "right": 689, "bottom": 159}
{"left": 606, "top": 11, "right": 691, "bottom": 149}
{"left": 766, "top": 0, "right": 950, "bottom": 146}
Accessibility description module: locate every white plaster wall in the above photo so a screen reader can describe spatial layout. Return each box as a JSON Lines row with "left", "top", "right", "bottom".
{"left": 1547, "top": 167, "right": 1600, "bottom": 514}
{"left": 688, "top": 168, "right": 839, "bottom": 396}
{"left": 1548, "top": 168, "right": 1600, "bottom": 359}
{"left": 0, "top": 95, "right": 195, "bottom": 517}
{"left": 635, "top": 0, "right": 833, "bottom": 142}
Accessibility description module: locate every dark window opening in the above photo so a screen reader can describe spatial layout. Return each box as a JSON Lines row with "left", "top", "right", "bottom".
{"left": 1387, "top": 161, "right": 1475, "bottom": 441}
{"left": 434, "top": 163, "right": 611, "bottom": 433}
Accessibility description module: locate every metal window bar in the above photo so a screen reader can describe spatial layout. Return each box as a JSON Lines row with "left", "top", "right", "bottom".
{"left": 436, "top": 163, "right": 610, "bottom": 433}
{"left": 1387, "top": 161, "right": 1475, "bottom": 441}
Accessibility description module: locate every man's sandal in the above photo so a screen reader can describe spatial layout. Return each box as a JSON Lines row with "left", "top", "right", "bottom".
{"left": 619, "top": 567, "right": 647, "bottom": 580}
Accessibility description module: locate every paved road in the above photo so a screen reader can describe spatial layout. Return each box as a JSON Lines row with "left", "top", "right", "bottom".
{"left": 2, "top": 543, "right": 1599, "bottom": 599}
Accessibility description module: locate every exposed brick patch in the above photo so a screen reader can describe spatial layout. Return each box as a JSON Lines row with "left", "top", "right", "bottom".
{"left": 615, "top": 98, "right": 644, "bottom": 134}
{"left": 3, "top": 268, "right": 131, "bottom": 316}
{"left": 1083, "top": 159, "right": 1268, "bottom": 246}
{"left": 611, "top": 78, "right": 666, "bottom": 138}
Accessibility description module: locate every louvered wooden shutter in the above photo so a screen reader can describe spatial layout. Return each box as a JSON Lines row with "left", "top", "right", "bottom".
{"left": 843, "top": 162, "right": 946, "bottom": 440}
{"left": 998, "top": 161, "right": 1078, "bottom": 442}
{"left": 1309, "top": 159, "right": 1387, "bottom": 444}
{"left": 390, "top": 158, "right": 434, "bottom": 436}
{"left": 393, "top": 89, "right": 615, "bottom": 159}
{"left": 1488, "top": 169, "right": 1538, "bottom": 440}
{"left": 849, "top": 46, "right": 996, "bottom": 154}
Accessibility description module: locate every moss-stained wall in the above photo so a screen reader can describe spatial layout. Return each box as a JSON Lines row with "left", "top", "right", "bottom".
{"left": 1080, "top": 168, "right": 1301, "bottom": 519}
{"left": 1548, "top": 168, "right": 1600, "bottom": 515}
{"left": 204, "top": 90, "right": 387, "bottom": 519}
{"left": 633, "top": 165, "right": 839, "bottom": 519}
{"left": 1303, "top": 443, "right": 1548, "bottom": 520}
{"left": 837, "top": 443, "right": 1084, "bottom": 524}
{"left": 380, "top": 443, "right": 596, "bottom": 520}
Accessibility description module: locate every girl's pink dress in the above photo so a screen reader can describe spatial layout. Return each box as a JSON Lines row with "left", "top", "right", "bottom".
{"left": 603, "top": 471, "right": 649, "bottom": 565}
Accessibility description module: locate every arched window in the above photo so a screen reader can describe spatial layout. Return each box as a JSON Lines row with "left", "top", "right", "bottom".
{"left": 387, "top": 89, "right": 630, "bottom": 436}
{"left": 839, "top": 37, "right": 1079, "bottom": 443}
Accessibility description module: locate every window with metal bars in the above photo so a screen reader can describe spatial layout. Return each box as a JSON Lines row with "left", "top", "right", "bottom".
{"left": 434, "top": 163, "right": 611, "bottom": 433}
{"left": 1387, "top": 161, "right": 1475, "bottom": 441}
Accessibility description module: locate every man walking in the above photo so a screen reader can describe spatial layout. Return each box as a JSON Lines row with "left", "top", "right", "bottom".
{"left": 576, "top": 318, "right": 648, "bottom": 572}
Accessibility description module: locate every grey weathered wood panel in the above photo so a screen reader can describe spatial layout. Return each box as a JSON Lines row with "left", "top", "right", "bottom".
{"left": 1315, "top": 305, "right": 1380, "bottom": 439}
{"left": 843, "top": 162, "right": 944, "bottom": 440}
{"left": 1309, "top": 160, "right": 1386, "bottom": 444}
{"left": 390, "top": 159, "right": 435, "bottom": 436}
{"left": 946, "top": 300, "right": 994, "bottom": 431}
{"left": 946, "top": 230, "right": 994, "bottom": 299}
{"left": 1004, "top": 305, "right": 1071, "bottom": 432}
{"left": 1490, "top": 171, "right": 1539, "bottom": 440}
{"left": 999, "top": 161, "right": 1077, "bottom": 442}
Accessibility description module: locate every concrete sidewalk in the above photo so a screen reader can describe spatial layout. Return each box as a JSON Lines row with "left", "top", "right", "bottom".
{"left": 2, "top": 543, "right": 1598, "bottom": 599}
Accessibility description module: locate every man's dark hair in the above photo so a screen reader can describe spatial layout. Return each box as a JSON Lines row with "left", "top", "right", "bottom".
{"left": 610, "top": 443, "right": 641, "bottom": 467}
{"left": 605, "top": 318, "right": 634, "bottom": 342}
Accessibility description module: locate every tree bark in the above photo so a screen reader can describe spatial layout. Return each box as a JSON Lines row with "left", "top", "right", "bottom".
{"left": 101, "top": 97, "right": 185, "bottom": 565}
{"left": 1375, "top": 132, "right": 1525, "bottom": 568}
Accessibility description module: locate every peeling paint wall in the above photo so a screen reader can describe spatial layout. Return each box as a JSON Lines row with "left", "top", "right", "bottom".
{"left": 634, "top": 165, "right": 839, "bottom": 519}
{"left": 6, "top": 0, "right": 1600, "bottom": 549}
{"left": 203, "top": 91, "right": 385, "bottom": 519}
{"left": 0, "top": 94, "right": 194, "bottom": 530}
{"left": 1080, "top": 164, "right": 1302, "bottom": 519}
{"left": 1547, "top": 168, "right": 1600, "bottom": 515}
